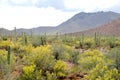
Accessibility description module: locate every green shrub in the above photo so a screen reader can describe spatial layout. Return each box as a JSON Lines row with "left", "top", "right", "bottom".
{"left": 77, "top": 49, "right": 109, "bottom": 72}
{"left": 31, "top": 36, "right": 46, "bottom": 47}
{"left": 22, "top": 65, "right": 36, "bottom": 80}
{"left": 84, "top": 64, "right": 120, "bottom": 80}
{"left": 54, "top": 60, "right": 68, "bottom": 77}
{"left": 0, "top": 49, "right": 16, "bottom": 78}
{"left": 46, "top": 71, "right": 58, "bottom": 80}
{"left": 106, "top": 48, "right": 120, "bottom": 73}
{"left": 52, "top": 44, "right": 79, "bottom": 62}
{"left": 26, "top": 45, "right": 55, "bottom": 71}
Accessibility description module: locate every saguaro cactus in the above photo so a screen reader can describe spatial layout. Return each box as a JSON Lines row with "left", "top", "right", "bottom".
{"left": 30, "top": 29, "right": 33, "bottom": 38}
{"left": 109, "top": 35, "right": 115, "bottom": 48}
{"left": 40, "top": 34, "right": 46, "bottom": 46}
{"left": 94, "top": 32, "right": 97, "bottom": 46}
{"left": 14, "top": 27, "right": 17, "bottom": 43}
{"left": 98, "top": 33, "right": 101, "bottom": 46}
{"left": 80, "top": 33, "right": 84, "bottom": 48}
{"left": 22, "top": 32, "right": 28, "bottom": 45}
{"left": 7, "top": 46, "right": 11, "bottom": 65}
{"left": 94, "top": 32, "right": 101, "bottom": 47}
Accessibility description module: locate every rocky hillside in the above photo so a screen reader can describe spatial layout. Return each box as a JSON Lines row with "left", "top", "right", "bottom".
{"left": 71, "top": 18, "right": 120, "bottom": 36}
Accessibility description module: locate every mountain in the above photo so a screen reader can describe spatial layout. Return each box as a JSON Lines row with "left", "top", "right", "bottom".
{"left": 55, "top": 11, "right": 120, "bottom": 33}
{"left": 71, "top": 18, "right": 120, "bottom": 36}
{"left": 0, "top": 28, "right": 11, "bottom": 36}
{"left": 31, "top": 11, "right": 120, "bottom": 34}
{"left": 1, "top": 11, "right": 120, "bottom": 35}
{"left": 16, "top": 26, "right": 54, "bottom": 35}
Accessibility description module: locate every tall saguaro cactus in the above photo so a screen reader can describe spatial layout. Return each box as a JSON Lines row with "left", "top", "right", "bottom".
{"left": 94, "top": 32, "right": 101, "bottom": 47}
{"left": 98, "top": 33, "right": 101, "bottom": 46}
{"left": 94, "top": 32, "right": 97, "bottom": 46}
{"left": 109, "top": 35, "right": 115, "bottom": 48}
{"left": 30, "top": 29, "right": 33, "bottom": 39}
{"left": 14, "top": 27, "right": 17, "bottom": 44}
{"left": 7, "top": 46, "right": 11, "bottom": 65}
{"left": 40, "top": 33, "right": 47, "bottom": 46}
{"left": 22, "top": 32, "right": 28, "bottom": 45}
{"left": 80, "top": 33, "right": 84, "bottom": 49}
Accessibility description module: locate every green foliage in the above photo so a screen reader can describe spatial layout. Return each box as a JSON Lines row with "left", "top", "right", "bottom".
{"left": 94, "top": 32, "right": 101, "bottom": 47}
{"left": 54, "top": 60, "right": 67, "bottom": 77}
{"left": 40, "top": 35, "right": 46, "bottom": 46}
{"left": 21, "top": 67, "right": 58, "bottom": 80}
{"left": 0, "top": 40, "right": 13, "bottom": 49}
{"left": 77, "top": 50, "right": 109, "bottom": 72}
{"left": 52, "top": 44, "right": 79, "bottom": 62}
{"left": 84, "top": 64, "right": 120, "bottom": 80}
{"left": 0, "top": 50, "right": 8, "bottom": 78}
{"left": 114, "top": 39, "right": 120, "bottom": 47}
{"left": 2, "top": 37, "right": 8, "bottom": 41}
{"left": 30, "top": 29, "right": 33, "bottom": 39}
{"left": 80, "top": 33, "right": 84, "bottom": 49}
{"left": 75, "top": 37, "right": 95, "bottom": 49}
{"left": 1, "top": 33, "right": 120, "bottom": 80}
{"left": 52, "top": 44, "right": 64, "bottom": 60}
{"left": 21, "top": 68, "right": 43, "bottom": 80}
{"left": 0, "top": 49, "right": 16, "bottom": 78}
{"left": 62, "top": 36, "right": 74, "bottom": 46}
{"left": 84, "top": 38, "right": 94, "bottom": 48}
{"left": 106, "top": 48, "right": 120, "bottom": 73}
{"left": 30, "top": 36, "right": 41, "bottom": 47}
{"left": 22, "top": 64, "right": 36, "bottom": 80}
{"left": 31, "top": 35, "right": 47, "bottom": 47}
{"left": 46, "top": 71, "right": 58, "bottom": 80}
{"left": 14, "top": 27, "right": 17, "bottom": 44}
{"left": 22, "top": 32, "right": 28, "bottom": 45}
{"left": 7, "top": 46, "right": 11, "bottom": 64}
{"left": 104, "top": 36, "right": 119, "bottom": 48}
{"left": 26, "top": 45, "right": 55, "bottom": 71}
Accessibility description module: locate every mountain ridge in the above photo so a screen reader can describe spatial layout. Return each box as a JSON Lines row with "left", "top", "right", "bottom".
{"left": 1, "top": 11, "right": 120, "bottom": 35}
{"left": 71, "top": 18, "right": 120, "bottom": 36}
{"left": 55, "top": 11, "right": 120, "bottom": 33}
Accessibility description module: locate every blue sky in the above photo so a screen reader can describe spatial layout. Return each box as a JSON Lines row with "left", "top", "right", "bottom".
{"left": 0, "top": 0, "right": 120, "bottom": 30}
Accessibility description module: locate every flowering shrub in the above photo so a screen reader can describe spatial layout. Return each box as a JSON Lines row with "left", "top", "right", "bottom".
{"left": 11, "top": 42, "right": 21, "bottom": 52}
{"left": 22, "top": 64, "right": 36, "bottom": 80}
{"left": 26, "top": 45, "right": 55, "bottom": 71}
{"left": 84, "top": 64, "right": 120, "bottom": 80}
{"left": 114, "top": 39, "right": 120, "bottom": 47}
{"left": 20, "top": 44, "right": 33, "bottom": 54}
{"left": 75, "top": 38, "right": 94, "bottom": 49}
{"left": 52, "top": 44, "right": 79, "bottom": 62}
{"left": 0, "top": 49, "right": 16, "bottom": 78}
{"left": 0, "top": 40, "right": 13, "bottom": 49}
{"left": 84, "top": 38, "right": 94, "bottom": 48}
{"left": 77, "top": 50, "right": 109, "bottom": 72}
{"left": 54, "top": 60, "right": 67, "bottom": 77}
{"left": 0, "top": 50, "right": 7, "bottom": 78}
{"left": 46, "top": 71, "right": 58, "bottom": 80}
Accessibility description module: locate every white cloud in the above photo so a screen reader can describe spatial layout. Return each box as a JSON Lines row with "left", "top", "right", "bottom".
{"left": 0, "top": 0, "right": 9, "bottom": 6}
{"left": 64, "top": 0, "right": 120, "bottom": 12}
{"left": 0, "top": 0, "right": 120, "bottom": 30}
{"left": 0, "top": 6, "right": 76, "bottom": 30}
{"left": 31, "top": 0, "right": 39, "bottom": 5}
{"left": 10, "top": 0, "right": 29, "bottom": 4}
